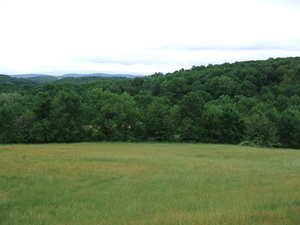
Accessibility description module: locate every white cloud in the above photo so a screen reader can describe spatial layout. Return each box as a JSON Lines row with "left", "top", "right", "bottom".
{"left": 0, "top": 0, "right": 299, "bottom": 75}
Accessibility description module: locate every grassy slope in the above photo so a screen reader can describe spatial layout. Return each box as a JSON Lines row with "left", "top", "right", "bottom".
{"left": 0, "top": 143, "right": 299, "bottom": 225}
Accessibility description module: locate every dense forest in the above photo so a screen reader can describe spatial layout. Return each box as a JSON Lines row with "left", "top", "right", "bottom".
{"left": 1, "top": 57, "right": 300, "bottom": 148}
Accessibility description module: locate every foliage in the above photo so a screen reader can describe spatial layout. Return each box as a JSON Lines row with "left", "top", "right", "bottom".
{"left": 278, "top": 108, "right": 300, "bottom": 148}
{"left": 243, "top": 109, "right": 278, "bottom": 147}
{"left": 1, "top": 57, "right": 300, "bottom": 148}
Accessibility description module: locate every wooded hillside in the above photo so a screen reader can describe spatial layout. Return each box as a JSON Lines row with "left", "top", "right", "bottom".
{"left": 1, "top": 57, "right": 300, "bottom": 148}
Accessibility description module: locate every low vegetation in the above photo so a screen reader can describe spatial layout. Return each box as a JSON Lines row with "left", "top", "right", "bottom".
{"left": 1, "top": 143, "right": 299, "bottom": 224}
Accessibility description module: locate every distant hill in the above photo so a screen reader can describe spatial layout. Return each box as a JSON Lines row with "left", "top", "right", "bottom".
{"left": 52, "top": 76, "right": 128, "bottom": 83}
{"left": 0, "top": 74, "right": 37, "bottom": 85}
{"left": 10, "top": 74, "right": 48, "bottom": 78}
{"left": 11, "top": 73, "right": 144, "bottom": 79}
{"left": 5, "top": 73, "right": 145, "bottom": 85}
{"left": 60, "top": 73, "right": 141, "bottom": 78}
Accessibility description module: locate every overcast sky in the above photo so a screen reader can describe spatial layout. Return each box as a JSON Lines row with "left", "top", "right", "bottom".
{"left": 0, "top": 0, "right": 300, "bottom": 75}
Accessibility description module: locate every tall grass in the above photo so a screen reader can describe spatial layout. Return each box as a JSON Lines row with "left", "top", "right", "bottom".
{"left": 0, "top": 143, "right": 299, "bottom": 224}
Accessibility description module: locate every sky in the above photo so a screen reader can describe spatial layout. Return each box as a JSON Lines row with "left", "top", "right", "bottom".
{"left": 0, "top": 0, "right": 300, "bottom": 76}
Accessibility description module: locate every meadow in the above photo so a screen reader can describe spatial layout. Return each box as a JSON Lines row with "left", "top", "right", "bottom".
{"left": 0, "top": 143, "right": 299, "bottom": 224}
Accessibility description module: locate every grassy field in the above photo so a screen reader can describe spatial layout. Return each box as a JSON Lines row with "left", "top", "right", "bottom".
{"left": 0, "top": 143, "right": 299, "bottom": 225}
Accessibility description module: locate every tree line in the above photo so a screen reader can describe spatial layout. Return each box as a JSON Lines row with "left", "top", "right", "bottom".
{"left": 1, "top": 57, "right": 300, "bottom": 148}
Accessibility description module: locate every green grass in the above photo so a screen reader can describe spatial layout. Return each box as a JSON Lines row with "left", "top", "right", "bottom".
{"left": 0, "top": 143, "right": 299, "bottom": 224}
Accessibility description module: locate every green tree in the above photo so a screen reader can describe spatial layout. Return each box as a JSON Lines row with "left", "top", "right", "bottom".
{"left": 204, "top": 76, "right": 239, "bottom": 98}
{"left": 161, "top": 77, "right": 188, "bottom": 102}
{"left": 200, "top": 104, "right": 223, "bottom": 143}
{"left": 16, "top": 109, "right": 36, "bottom": 143}
{"left": 50, "top": 89, "right": 84, "bottom": 142}
{"left": 28, "top": 91, "right": 53, "bottom": 143}
{"left": 177, "top": 91, "right": 205, "bottom": 142}
{"left": 219, "top": 104, "right": 245, "bottom": 143}
{"left": 0, "top": 93, "right": 26, "bottom": 143}
{"left": 134, "top": 90, "right": 154, "bottom": 109}
{"left": 238, "top": 80, "right": 256, "bottom": 97}
{"left": 278, "top": 108, "right": 300, "bottom": 148}
{"left": 30, "top": 119, "right": 53, "bottom": 143}
{"left": 32, "top": 91, "right": 52, "bottom": 120}
{"left": 145, "top": 97, "right": 174, "bottom": 141}
{"left": 243, "top": 109, "right": 278, "bottom": 147}
{"left": 0, "top": 102, "right": 27, "bottom": 143}
{"left": 85, "top": 88, "right": 143, "bottom": 141}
